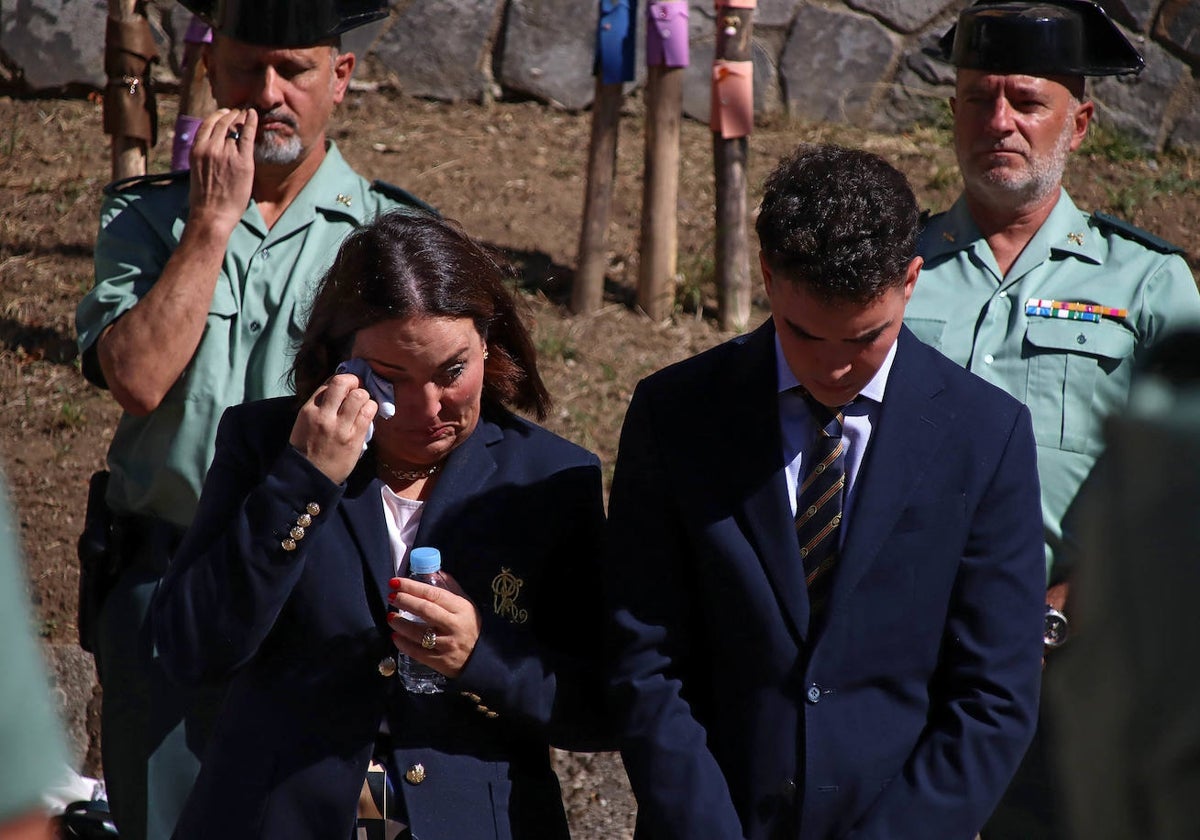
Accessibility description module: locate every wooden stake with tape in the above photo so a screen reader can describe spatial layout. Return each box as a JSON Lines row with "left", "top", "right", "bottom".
{"left": 712, "top": 0, "right": 755, "bottom": 332}
{"left": 574, "top": 0, "right": 638, "bottom": 315}
{"left": 637, "top": 1, "right": 688, "bottom": 321}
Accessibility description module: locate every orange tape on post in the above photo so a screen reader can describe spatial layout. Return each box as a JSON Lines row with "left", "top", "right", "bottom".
{"left": 715, "top": 0, "right": 756, "bottom": 7}
{"left": 710, "top": 60, "right": 753, "bottom": 139}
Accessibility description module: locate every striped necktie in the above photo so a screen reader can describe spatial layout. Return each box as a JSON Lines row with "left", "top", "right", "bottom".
{"left": 795, "top": 392, "right": 847, "bottom": 623}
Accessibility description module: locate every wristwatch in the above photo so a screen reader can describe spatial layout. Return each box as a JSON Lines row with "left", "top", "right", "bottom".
{"left": 1044, "top": 605, "right": 1069, "bottom": 649}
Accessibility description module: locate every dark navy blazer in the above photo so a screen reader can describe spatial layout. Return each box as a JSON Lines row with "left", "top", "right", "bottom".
{"left": 152, "top": 397, "right": 609, "bottom": 840}
{"left": 606, "top": 323, "right": 1045, "bottom": 840}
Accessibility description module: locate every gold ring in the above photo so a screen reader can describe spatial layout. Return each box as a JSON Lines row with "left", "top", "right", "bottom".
{"left": 420, "top": 628, "right": 437, "bottom": 650}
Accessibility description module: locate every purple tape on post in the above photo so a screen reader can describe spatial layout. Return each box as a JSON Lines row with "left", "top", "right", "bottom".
{"left": 647, "top": 1, "right": 689, "bottom": 68}
{"left": 595, "top": 0, "right": 637, "bottom": 84}
{"left": 184, "top": 14, "right": 212, "bottom": 44}
{"left": 170, "top": 114, "right": 202, "bottom": 172}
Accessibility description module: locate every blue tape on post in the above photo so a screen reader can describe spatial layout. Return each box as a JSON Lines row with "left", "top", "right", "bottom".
{"left": 595, "top": 0, "right": 637, "bottom": 84}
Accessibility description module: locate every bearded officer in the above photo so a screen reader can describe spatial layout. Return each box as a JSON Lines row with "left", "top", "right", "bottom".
{"left": 904, "top": 2, "right": 1200, "bottom": 837}
{"left": 74, "top": 2, "right": 431, "bottom": 838}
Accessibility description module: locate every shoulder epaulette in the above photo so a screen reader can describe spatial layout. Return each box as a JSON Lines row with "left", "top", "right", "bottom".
{"left": 102, "top": 170, "right": 188, "bottom": 197}
{"left": 370, "top": 180, "right": 441, "bottom": 218}
{"left": 1090, "top": 211, "right": 1186, "bottom": 256}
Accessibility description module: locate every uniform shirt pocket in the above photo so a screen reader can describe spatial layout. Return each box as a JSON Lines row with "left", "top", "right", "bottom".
{"left": 1023, "top": 319, "right": 1136, "bottom": 454}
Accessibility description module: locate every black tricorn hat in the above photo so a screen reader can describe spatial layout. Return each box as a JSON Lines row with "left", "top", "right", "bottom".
{"left": 939, "top": 0, "right": 1144, "bottom": 77}
{"left": 177, "top": 0, "right": 388, "bottom": 48}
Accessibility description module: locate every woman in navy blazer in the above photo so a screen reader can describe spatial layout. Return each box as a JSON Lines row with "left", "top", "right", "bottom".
{"left": 152, "top": 212, "right": 609, "bottom": 839}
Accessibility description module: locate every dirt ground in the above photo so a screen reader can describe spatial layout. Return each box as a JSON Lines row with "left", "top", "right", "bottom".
{"left": 1, "top": 83, "right": 1198, "bottom": 837}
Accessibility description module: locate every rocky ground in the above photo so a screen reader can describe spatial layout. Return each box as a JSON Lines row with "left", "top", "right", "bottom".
{"left": 1, "top": 83, "right": 1197, "bottom": 837}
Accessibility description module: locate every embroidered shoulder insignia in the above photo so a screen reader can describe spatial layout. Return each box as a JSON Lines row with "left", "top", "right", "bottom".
{"left": 1090, "top": 211, "right": 1185, "bottom": 256}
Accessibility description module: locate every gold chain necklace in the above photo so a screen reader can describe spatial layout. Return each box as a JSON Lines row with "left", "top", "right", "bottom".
{"left": 379, "top": 461, "right": 442, "bottom": 483}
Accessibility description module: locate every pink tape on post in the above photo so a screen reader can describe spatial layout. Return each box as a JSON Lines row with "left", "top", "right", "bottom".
{"left": 710, "top": 60, "right": 753, "bottom": 139}
{"left": 170, "top": 114, "right": 202, "bottom": 171}
{"left": 647, "top": 1, "right": 689, "bottom": 68}
{"left": 715, "top": 0, "right": 756, "bottom": 8}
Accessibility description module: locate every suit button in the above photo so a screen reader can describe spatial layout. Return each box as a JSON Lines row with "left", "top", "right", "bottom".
{"left": 806, "top": 684, "right": 821, "bottom": 704}
{"left": 460, "top": 691, "right": 482, "bottom": 703}
{"left": 405, "top": 763, "right": 426, "bottom": 785}
{"left": 378, "top": 656, "right": 397, "bottom": 677}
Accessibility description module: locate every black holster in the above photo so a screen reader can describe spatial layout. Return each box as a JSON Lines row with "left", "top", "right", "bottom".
{"left": 77, "top": 470, "right": 117, "bottom": 654}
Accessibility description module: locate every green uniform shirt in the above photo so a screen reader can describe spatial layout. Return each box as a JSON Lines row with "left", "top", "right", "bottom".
{"left": 0, "top": 476, "right": 69, "bottom": 819}
{"left": 77, "top": 143, "right": 426, "bottom": 526}
{"left": 907, "top": 189, "right": 1200, "bottom": 580}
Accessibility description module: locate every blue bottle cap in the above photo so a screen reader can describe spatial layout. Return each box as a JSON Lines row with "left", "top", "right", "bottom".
{"left": 409, "top": 546, "right": 442, "bottom": 575}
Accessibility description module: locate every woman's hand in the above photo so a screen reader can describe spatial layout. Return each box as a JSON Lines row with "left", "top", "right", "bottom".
{"left": 289, "top": 373, "right": 376, "bottom": 484}
{"left": 387, "top": 573, "right": 482, "bottom": 678}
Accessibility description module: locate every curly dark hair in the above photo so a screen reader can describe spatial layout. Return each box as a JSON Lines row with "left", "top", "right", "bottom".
{"left": 755, "top": 143, "right": 920, "bottom": 304}
{"left": 290, "top": 210, "right": 550, "bottom": 418}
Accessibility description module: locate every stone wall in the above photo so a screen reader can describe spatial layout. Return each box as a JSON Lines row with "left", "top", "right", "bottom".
{"left": 2, "top": 0, "right": 1197, "bottom": 149}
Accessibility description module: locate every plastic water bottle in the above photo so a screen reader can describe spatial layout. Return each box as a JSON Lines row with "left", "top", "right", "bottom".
{"left": 397, "top": 546, "right": 448, "bottom": 694}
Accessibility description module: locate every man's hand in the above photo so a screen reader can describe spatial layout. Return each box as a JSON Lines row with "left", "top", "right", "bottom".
{"left": 187, "top": 108, "right": 257, "bottom": 236}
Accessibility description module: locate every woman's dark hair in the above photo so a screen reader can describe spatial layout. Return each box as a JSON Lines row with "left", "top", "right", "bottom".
{"left": 291, "top": 211, "right": 551, "bottom": 418}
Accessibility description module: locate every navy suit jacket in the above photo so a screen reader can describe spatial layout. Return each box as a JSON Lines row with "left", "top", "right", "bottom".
{"left": 152, "top": 397, "right": 609, "bottom": 840}
{"left": 606, "top": 323, "right": 1045, "bottom": 840}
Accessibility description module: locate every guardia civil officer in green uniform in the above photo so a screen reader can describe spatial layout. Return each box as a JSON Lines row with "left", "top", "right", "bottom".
{"left": 74, "top": 2, "right": 431, "bottom": 838}
{"left": 0, "top": 472, "right": 70, "bottom": 839}
{"left": 904, "top": 2, "right": 1200, "bottom": 838}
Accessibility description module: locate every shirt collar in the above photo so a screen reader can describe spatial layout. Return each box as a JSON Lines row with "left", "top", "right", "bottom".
{"left": 774, "top": 330, "right": 898, "bottom": 406}
{"left": 245, "top": 141, "right": 368, "bottom": 239}
{"left": 921, "top": 188, "right": 1101, "bottom": 266}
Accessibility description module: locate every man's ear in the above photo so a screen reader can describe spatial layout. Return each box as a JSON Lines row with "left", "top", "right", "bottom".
{"left": 902, "top": 256, "right": 923, "bottom": 303}
{"left": 332, "top": 51, "right": 356, "bottom": 103}
{"left": 1069, "top": 100, "right": 1094, "bottom": 152}
{"left": 759, "top": 251, "right": 773, "bottom": 299}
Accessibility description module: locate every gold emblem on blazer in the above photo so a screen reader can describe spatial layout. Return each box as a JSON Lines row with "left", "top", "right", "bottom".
{"left": 491, "top": 567, "right": 529, "bottom": 624}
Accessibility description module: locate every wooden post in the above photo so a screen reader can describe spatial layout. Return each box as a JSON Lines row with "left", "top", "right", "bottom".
{"left": 179, "top": 36, "right": 215, "bottom": 120}
{"left": 573, "top": 78, "right": 624, "bottom": 316}
{"left": 712, "top": 2, "right": 755, "bottom": 332}
{"left": 714, "top": 134, "right": 750, "bottom": 331}
{"left": 637, "top": 64, "right": 683, "bottom": 321}
{"left": 171, "top": 16, "right": 217, "bottom": 171}
{"left": 105, "top": 0, "right": 152, "bottom": 180}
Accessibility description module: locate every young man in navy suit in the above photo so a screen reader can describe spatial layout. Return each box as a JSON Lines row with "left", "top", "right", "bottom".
{"left": 606, "top": 144, "right": 1046, "bottom": 839}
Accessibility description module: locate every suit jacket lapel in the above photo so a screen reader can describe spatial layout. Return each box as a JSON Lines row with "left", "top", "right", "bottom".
{"left": 413, "top": 415, "right": 501, "bottom": 565}
{"left": 728, "top": 322, "right": 812, "bottom": 643}
{"left": 338, "top": 417, "right": 500, "bottom": 611}
{"left": 833, "top": 329, "right": 951, "bottom": 607}
{"left": 340, "top": 462, "right": 392, "bottom": 620}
